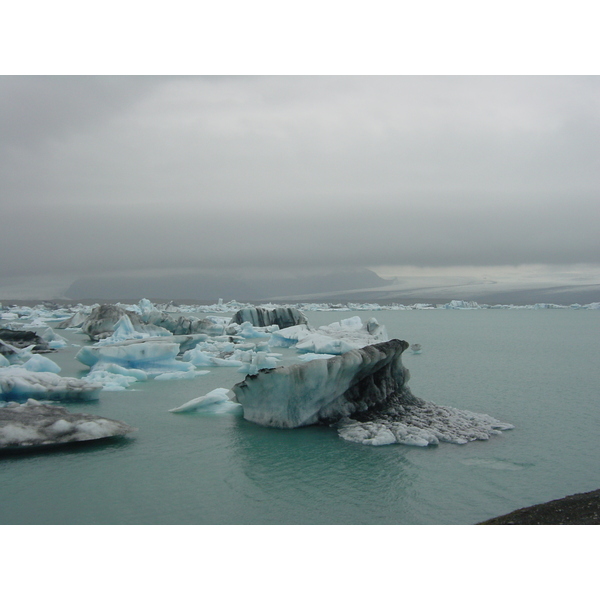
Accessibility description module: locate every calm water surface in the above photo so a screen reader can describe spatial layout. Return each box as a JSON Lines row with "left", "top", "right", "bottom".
{"left": 1, "top": 309, "right": 598, "bottom": 524}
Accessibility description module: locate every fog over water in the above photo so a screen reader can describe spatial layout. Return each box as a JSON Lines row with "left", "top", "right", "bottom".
{"left": 1, "top": 76, "right": 599, "bottom": 301}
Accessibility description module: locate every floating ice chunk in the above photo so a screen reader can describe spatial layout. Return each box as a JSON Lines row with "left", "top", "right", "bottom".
{"left": 0, "top": 328, "right": 52, "bottom": 354}
{"left": 296, "top": 334, "right": 361, "bottom": 355}
{"left": 443, "top": 300, "right": 480, "bottom": 309}
{"left": 237, "top": 322, "right": 275, "bottom": 339}
{"left": 83, "top": 369, "right": 139, "bottom": 391}
{"left": 22, "top": 355, "right": 62, "bottom": 374}
{"left": 230, "top": 307, "right": 307, "bottom": 329}
{"left": 0, "top": 367, "right": 102, "bottom": 402}
{"left": 169, "top": 387, "right": 241, "bottom": 414}
{"left": 94, "top": 315, "right": 153, "bottom": 345}
{"left": 336, "top": 403, "right": 514, "bottom": 446}
{"left": 268, "top": 324, "right": 311, "bottom": 348}
{"left": 232, "top": 340, "right": 412, "bottom": 428}
{"left": 182, "top": 347, "right": 242, "bottom": 367}
{"left": 82, "top": 362, "right": 149, "bottom": 390}
{"left": 39, "top": 327, "right": 68, "bottom": 349}
{"left": 56, "top": 310, "right": 89, "bottom": 329}
{"left": 0, "top": 399, "right": 135, "bottom": 450}
{"left": 297, "top": 353, "right": 337, "bottom": 362}
{"left": 230, "top": 339, "right": 514, "bottom": 447}
{"left": 76, "top": 342, "right": 192, "bottom": 373}
{"left": 236, "top": 351, "right": 280, "bottom": 375}
{"left": 95, "top": 363, "right": 148, "bottom": 381}
{"left": 274, "top": 317, "right": 388, "bottom": 355}
{"left": 154, "top": 370, "right": 209, "bottom": 381}
{"left": 81, "top": 304, "right": 171, "bottom": 341}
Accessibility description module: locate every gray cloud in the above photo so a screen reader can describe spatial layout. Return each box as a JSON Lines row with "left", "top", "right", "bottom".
{"left": 1, "top": 76, "right": 599, "bottom": 281}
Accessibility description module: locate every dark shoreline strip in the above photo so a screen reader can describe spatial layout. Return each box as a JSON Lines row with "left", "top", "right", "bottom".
{"left": 479, "top": 489, "right": 600, "bottom": 525}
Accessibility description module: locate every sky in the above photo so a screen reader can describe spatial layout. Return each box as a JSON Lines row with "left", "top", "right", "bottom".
{"left": 1, "top": 75, "right": 598, "bottom": 297}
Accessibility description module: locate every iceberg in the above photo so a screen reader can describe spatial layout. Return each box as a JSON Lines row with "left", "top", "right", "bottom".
{"left": 0, "top": 367, "right": 102, "bottom": 402}
{"left": 230, "top": 307, "right": 307, "bottom": 329}
{"left": 232, "top": 339, "right": 412, "bottom": 428}
{"left": 170, "top": 387, "right": 242, "bottom": 414}
{"left": 80, "top": 304, "right": 171, "bottom": 341}
{"left": 39, "top": 327, "right": 69, "bottom": 349}
{"left": 0, "top": 399, "right": 135, "bottom": 450}
{"left": 0, "top": 328, "right": 52, "bottom": 354}
{"left": 21, "top": 354, "right": 62, "bottom": 374}
{"left": 56, "top": 309, "right": 89, "bottom": 329}
{"left": 76, "top": 341, "right": 193, "bottom": 373}
{"left": 229, "top": 339, "right": 513, "bottom": 446}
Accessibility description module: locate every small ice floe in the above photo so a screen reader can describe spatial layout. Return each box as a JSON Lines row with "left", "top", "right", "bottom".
{"left": 154, "top": 370, "right": 209, "bottom": 381}
{"left": 169, "top": 388, "right": 242, "bottom": 414}
{"left": 0, "top": 399, "right": 135, "bottom": 451}
{"left": 410, "top": 343, "right": 422, "bottom": 354}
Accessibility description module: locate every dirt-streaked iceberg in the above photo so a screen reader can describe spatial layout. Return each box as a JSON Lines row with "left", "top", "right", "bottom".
{"left": 0, "top": 399, "right": 135, "bottom": 451}
{"left": 229, "top": 339, "right": 513, "bottom": 446}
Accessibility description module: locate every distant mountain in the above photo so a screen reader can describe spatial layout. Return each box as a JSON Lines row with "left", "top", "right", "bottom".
{"left": 65, "top": 268, "right": 391, "bottom": 303}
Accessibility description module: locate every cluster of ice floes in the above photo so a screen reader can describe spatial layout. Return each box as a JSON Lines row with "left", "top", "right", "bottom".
{"left": 0, "top": 399, "right": 134, "bottom": 450}
{"left": 336, "top": 403, "right": 513, "bottom": 446}
{"left": 0, "top": 328, "right": 102, "bottom": 402}
{"left": 269, "top": 316, "right": 387, "bottom": 355}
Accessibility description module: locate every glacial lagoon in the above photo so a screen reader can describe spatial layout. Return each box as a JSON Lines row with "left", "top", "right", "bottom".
{"left": 1, "top": 305, "right": 599, "bottom": 525}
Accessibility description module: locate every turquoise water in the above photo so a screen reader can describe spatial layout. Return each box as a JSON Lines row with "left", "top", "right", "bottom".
{"left": 1, "top": 308, "right": 599, "bottom": 524}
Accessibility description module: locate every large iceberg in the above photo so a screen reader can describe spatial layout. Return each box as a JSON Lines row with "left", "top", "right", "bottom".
{"left": 232, "top": 339, "right": 412, "bottom": 428}
{"left": 0, "top": 399, "right": 134, "bottom": 450}
{"left": 229, "top": 339, "right": 513, "bottom": 446}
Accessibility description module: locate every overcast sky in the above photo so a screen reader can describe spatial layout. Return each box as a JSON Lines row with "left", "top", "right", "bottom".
{"left": 1, "top": 76, "right": 599, "bottom": 289}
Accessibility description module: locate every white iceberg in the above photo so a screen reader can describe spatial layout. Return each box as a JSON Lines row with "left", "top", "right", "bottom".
{"left": 169, "top": 387, "right": 241, "bottom": 414}
{"left": 21, "top": 354, "right": 62, "bottom": 374}
{"left": 76, "top": 341, "right": 192, "bottom": 373}
{"left": 0, "top": 367, "right": 102, "bottom": 402}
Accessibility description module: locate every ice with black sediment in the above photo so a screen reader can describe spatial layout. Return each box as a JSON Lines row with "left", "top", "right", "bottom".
{"left": 0, "top": 399, "right": 135, "bottom": 450}
{"left": 229, "top": 339, "right": 513, "bottom": 446}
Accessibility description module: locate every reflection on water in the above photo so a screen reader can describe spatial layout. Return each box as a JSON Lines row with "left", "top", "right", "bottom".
{"left": 228, "top": 418, "right": 417, "bottom": 524}
{"left": 0, "top": 436, "right": 135, "bottom": 460}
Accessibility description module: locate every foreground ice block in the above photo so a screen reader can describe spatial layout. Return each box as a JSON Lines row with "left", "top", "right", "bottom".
{"left": 232, "top": 339, "right": 412, "bottom": 428}
{"left": 0, "top": 399, "right": 135, "bottom": 450}
{"left": 231, "top": 339, "right": 513, "bottom": 446}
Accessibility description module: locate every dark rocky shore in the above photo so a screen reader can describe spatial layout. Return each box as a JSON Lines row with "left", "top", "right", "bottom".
{"left": 479, "top": 489, "right": 600, "bottom": 525}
